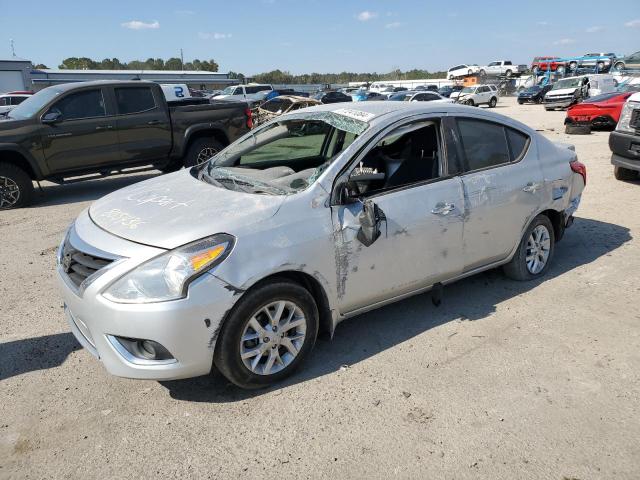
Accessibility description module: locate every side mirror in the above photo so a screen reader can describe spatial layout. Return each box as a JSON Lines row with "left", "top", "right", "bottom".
{"left": 42, "top": 111, "right": 62, "bottom": 124}
{"left": 356, "top": 199, "right": 386, "bottom": 247}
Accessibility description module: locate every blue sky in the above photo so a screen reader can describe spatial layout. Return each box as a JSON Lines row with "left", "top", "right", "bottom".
{"left": 1, "top": 0, "right": 639, "bottom": 74}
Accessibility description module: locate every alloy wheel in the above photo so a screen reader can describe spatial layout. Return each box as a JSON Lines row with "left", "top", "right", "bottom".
{"left": 0, "top": 176, "right": 20, "bottom": 209}
{"left": 526, "top": 225, "right": 551, "bottom": 274}
{"left": 196, "top": 147, "right": 219, "bottom": 166}
{"left": 240, "top": 300, "right": 307, "bottom": 376}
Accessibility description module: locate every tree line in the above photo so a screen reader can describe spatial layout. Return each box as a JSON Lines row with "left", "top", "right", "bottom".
{"left": 34, "top": 58, "right": 448, "bottom": 83}
{"left": 42, "top": 57, "right": 220, "bottom": 72}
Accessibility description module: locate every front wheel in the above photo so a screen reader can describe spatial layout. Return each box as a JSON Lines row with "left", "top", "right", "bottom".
{"left": 504, "top": 214, "right": 555, "bottom": 281}
{"left": 569, "top": 61, "right": 578, "bottom": 71}
{"left": 505, "top": 69, "right": 512, "bottom": 77}
{"left": 0, "top": 162, "right": 34, "bottom": 210}
{"left": 214, "top": 281, "right": 319, "bottom": 389}
{"left": 557, "top": 65, "right": 566, "bottom": 74}
{"left": 614, "top": 62, "right": 625, "bottom": 72}
{"left": 479, "top": 69, "right": 486, "bottom": 76}
{"left": 489, "top": 97, "right": 497, "bottom": 108}
{"left": 464, "top": 99, "right": 475, "bottom": 107}
{"left": 184, "top": 137, "right": 225, "bottom": 168}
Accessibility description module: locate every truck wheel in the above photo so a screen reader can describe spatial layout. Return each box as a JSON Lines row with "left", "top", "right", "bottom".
{"left": 614, "top": 166, "right": 638, "bottom": 181}
{"left": 505, "top": 69, "right": 512, "bottom": 77}
{"left": 614, "top": 62, "right": 625, "bottom": 72}
{"left": 557, "top": 65, "right": 566, "bottom": 74}
{"left": 213, "top": 280, "right": 319, "bottom": 389}
{"left": 489, "top": 97, "right": 497, "bottom": 108}
{"left": 569, "top": 61, "right": 578, "bottom": 71}
{"left": 565, "top": 124, "right": 591, "bottom": 135}
{"left": 504, "top": 214, "right": 555, "bottom": 281}
{"left": 184, "top": 138, "right": 225, "bottom": 168}
{"left": 479, "top": 69, "right": 486, "bottom": 77}
{"left": 0, "top": 162, "right": 34, "bottom": 210}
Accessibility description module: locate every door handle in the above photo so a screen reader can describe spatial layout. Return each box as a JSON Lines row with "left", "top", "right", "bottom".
{"left": 431, "top": 202, "right": 455, "bottom": 215}
{"left": 522, "top": 182, "right": 541, "bottom": 193}
{"left": 147, "top": 120, "right": 160, "bottom": 125}
{"left": 95, "top": 125, "right": 113, "bottom": 131}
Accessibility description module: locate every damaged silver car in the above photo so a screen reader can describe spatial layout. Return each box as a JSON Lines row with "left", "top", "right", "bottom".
{"left": 57, "top": 102, "right": 586, "bottom": 388}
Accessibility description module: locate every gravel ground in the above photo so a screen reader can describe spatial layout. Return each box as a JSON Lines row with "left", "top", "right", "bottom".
{"left": 1, "top": 97, "right": 639, "bottom": 479}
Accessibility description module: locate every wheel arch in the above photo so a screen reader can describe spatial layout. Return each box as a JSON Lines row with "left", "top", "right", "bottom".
{"left": 0, "top": 146, "right": 44, "bottom": 180}
{"left": 181, "top": 126, "right": 230, "bottom": 158}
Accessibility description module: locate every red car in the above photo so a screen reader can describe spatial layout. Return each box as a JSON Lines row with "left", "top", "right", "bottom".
{"left": 565, "top": 91, "right": 636, "bottom": 130}
{"left": 531, "top": 56, "right": 565, "bottom": 74}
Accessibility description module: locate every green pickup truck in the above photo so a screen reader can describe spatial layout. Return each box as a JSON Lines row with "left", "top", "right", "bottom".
{"left": 0, "top": 80, "right": 252, "bottom": 209}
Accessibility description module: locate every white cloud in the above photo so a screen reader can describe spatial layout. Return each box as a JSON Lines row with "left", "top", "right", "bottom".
{"left": 624, "top": 19, "right": 640, "bottom": 28}
{"left": 385, "top": 22, "right": 402, "bottom": 29}
{"left": 586, "top": 26, "right": 604, "bottom": 33}
{"left": 198, "top": 32, "right": 232, "bottom": 40}
{"left": 356, "top": 11, "right": 378, "bottom": 21}
{"left": 553, "top": 38, "right": 575, "bottom": 45}
{"left": 121, "top": 20, "right": 160, "bottom": 30}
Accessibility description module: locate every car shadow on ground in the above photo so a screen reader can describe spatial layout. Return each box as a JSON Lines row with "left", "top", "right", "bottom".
{"left": 160, "top": 217, "right": 632, "bottom": 403}
{"left": 31, "top": 172, "right": 160, "bottom": 208}
{"left": 0, "top": 332, "right": 80, "bottom": 382}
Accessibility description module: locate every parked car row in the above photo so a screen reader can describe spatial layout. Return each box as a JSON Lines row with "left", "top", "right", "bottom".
{"left": 531, "top": 51, "right": 640, "bottom": 74}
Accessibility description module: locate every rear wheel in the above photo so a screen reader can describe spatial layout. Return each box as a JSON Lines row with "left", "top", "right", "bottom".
{"left": 557, "top": 65, "right": 566, "bottom": 74}
{"left": 505, "top": 69, "right": 512, "bottom": 77}
{"left": 214, "top": 280, "right": 319, "bottom": 389}
{"left": 569, "top": 61, "right": 578, "bottom": 71}
{"left": 518, "top": 99, "right": 524, "bottom": 105}
{"left": 565, "top": 123, "right": 591, "bottom": 135}
{"left": 479, "top": 69, "right": 486, "bottom": 77}
{"left": 489, "top": 97, "right": 497, "bottom": 108}
{"left": 504, "top": 214, "right": 555, "bottom": 281}
{"left": 0, "top": 162, "right": 34, "bottom": 210}
{"left": 184, "top": 137, "right": 225, "bottom": 168}
{"left": 614, "top": 166, "right": 638, "bottom": 181}
{"left": 614, "top": 61, "right": 625, "bottom": 72}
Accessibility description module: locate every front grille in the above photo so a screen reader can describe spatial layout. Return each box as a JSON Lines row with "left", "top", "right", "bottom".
{"left": 61, "top": 239, "right": 113, "bottom": 289}
{"left": 630, "top": 109, "right": 640, "bottom": 129}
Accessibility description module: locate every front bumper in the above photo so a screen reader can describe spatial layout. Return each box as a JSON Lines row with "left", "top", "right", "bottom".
{"left": 57, "top": 213, "right": 238, "bottom": 380}
{"left": 544, "top": 97, "right": 575, "bottom": 109}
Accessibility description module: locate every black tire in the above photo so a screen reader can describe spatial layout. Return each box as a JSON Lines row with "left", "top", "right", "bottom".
{"left": 214, "top": 280, "right": 319, "bottom": 389}
{"left": 479, "top": 69, "right": 486, "bottom": 77}
{"left": 465, "top": 99, "right": 475, "bottom": 107}
{"left": 504, "top": 214, "right": 555, "bottom": 281}
{"left": 489, "top": 97, "right": 497, "bottom": 108}
{"left": 505, "top": 69, "right": 512, "bottom": 77}
{"left": 545, "top": 107, "right": 554, "bottom": 111}
{"left": 184, "top": 137, "right": 225, "bottom": 168}
{"left": 0, "top": 162, "right": 34, "bottom": 210}
{"left": 517, "top": 99, "right": 524, "bottom": 105}
{"left": 565, "top": 123, "right": 591, "bottom": 135}
{"left": 614, "top": 62, "right": 625, "bottom": 72}
{"left": 614, "top": 166, "right": 638, "bottom": 181}
{"left": 557, "top": 65, "right": 566, "bottom": 74}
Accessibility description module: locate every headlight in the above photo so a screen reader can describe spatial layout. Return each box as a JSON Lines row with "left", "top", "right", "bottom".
{"left": 103, "top": 234, "right": 235, "bottom": 304}
{"left": 616, "top": 101, "right": 638, "bottom": 133}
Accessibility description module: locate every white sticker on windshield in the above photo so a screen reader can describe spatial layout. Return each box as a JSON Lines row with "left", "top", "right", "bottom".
{"left": 333, "top": 108, "right": 375, "bottom": 122}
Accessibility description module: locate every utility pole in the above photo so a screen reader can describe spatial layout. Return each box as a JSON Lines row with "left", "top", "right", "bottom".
{"left": 180, "top": 48, "right": 184, "bottom": 71}
{"left": 10, "top": 38, "right": 16, "bottom": 57}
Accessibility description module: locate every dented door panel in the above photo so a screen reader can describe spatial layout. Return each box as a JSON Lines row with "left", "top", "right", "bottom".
{"left": 331, "top": 177, "right": 465, "bottom": 313}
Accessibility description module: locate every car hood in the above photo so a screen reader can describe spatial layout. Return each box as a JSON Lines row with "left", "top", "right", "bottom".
{"left": 547, "top": 87, "right": 577, "bottom": 96}
{"left": 89, "top": 169, "right": 286, "bottom": 250}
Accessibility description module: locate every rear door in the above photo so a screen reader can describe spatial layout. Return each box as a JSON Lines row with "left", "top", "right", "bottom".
{"left": 41, "top": 87, "right": 120, "bottom": 172}
{"left": 113, "top": 85, "right": 172, "bottom": 163}
{"left": 451, "top": 116, "right": 543, "bottom": 271}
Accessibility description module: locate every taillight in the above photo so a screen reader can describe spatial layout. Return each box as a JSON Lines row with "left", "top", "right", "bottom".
{"left": 570, "top": 160, "right": 586, "bottom": 186}
{"left": 245, "top": 108, "right": 253, "bottom": 129}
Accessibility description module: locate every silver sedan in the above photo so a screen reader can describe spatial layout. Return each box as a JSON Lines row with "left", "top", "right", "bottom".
{"left": 57, "top": 102, "right": 586, "bottom": 388}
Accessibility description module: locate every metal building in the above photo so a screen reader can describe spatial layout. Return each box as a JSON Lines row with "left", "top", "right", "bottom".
{"left": 0, "top": 57, "right": 32, "bottom": 92}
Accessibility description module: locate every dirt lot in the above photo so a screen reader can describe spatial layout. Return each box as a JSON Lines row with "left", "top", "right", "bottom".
{"left": 1, "top": 97, "right": 639, "bottom": 479}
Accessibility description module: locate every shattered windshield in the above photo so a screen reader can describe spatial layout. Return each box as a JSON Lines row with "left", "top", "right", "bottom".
{"left": 200, "top": 112, "right": 370, "bottom": 195}
{"left": 552, "top": 78, "right": 581, "bottom": 90}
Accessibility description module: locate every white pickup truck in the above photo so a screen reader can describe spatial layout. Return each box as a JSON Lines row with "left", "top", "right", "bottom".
{"left": 480, "top": 61, "right": 525, "bottom": 77}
